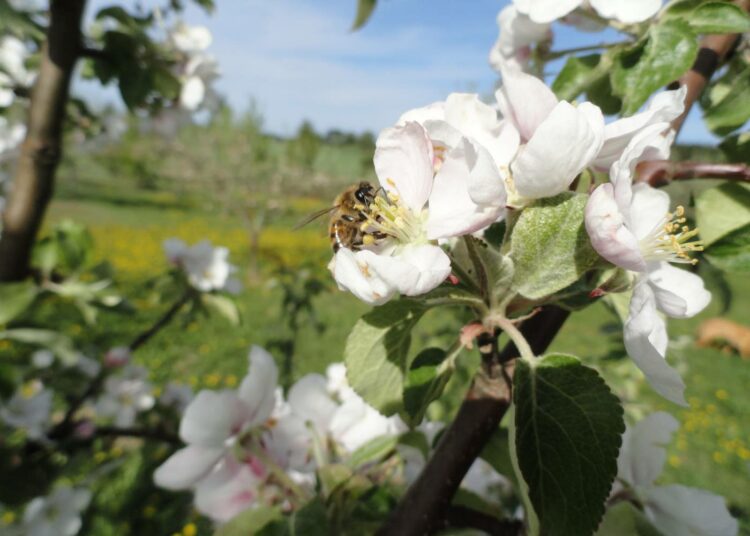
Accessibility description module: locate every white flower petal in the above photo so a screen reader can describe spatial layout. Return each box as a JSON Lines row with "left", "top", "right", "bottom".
{"left": 594, "top": 86, "right": 685, "bottom": 170}
{"left": 643, "top": 485, "right": 738, "bottom": 536}
{"left": 288, "top": 374, "right": 338, "bottom": 435}
{"left": 329, "top": 394, "right": 406, "bottom": 452}
{"left": 512, "top": 101, "right": 603, "bottom": 199}
{"left": 426, "top": 139, "right": 505, "bottom": 239}
{"left": 513, "top": 0, "right": 584, "bottom": 23}
{"left": 584, "top": 184, "right": 646, "bottom": 272}
{"left": 365, "top": 244, "right": 451, "bottom": 297}
{"left": 628, "top": 182, "right": 671, "bottom": 241}
{"left": 263, "top": 414, "right": 313, "bottom": 471}
{"left": 153, "top": 445, "right": 224, "bottom": 490}
{"left": 374, "top": 122, "right": 434, "bottom": 213}
{"left": 489, "top": 5, "right": 551, "bottom": 73}
{"left": 647, "top": 263, "right": 711, "bottom": 318}
{"left": 610, "top": 122, "right": 677, "bottom": 190}
{"left": 495, "top": 68, "right": 558, "bottom": 141}
{"left": 179, "top": 390, "right": 248, "bottom": 446}
{"left": 329, "top": 248, "right": 398, "bottom": 305}
{"left": 590, "top": 0, "right": 663, "bottom": 24}
{"left": 194, "top": 457, "right": 261, "bottom": 523}
{"left": 617, "top": 412, "right": 679, "bottom": 487}
{"left": 237, "top": 346, "right": 279, "bottom": 426}
{"left": 624, "top": 282, "right": 687, "bottom": 406}
{"left": 180, "top": 77, "right": 205, "bottom": 110}
{"left": 171, "top": 23, "right": 212, "bottom": 53}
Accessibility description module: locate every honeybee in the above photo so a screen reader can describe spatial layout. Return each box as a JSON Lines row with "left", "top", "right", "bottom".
{"left": 295, "top": 181, "right": 388, "bottom": 252}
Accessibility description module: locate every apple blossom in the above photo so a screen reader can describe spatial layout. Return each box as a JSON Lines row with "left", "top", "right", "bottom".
{"left": 170, "top": 22, "right": 212, "bottom": 54}
{"left": 94, "top": 365, "right": 155, "bottom": 427}
{"left": 0, "top": 116, "right": 26, "bottom": 161}
{"left": 330, "top": 121, "right": 504, "bottom": 304}
{"left": 159, "top": 382, "right": 194, "bottom": 412}
{"left": 592, "top": 86, "right": 687, "bottom": 171}
{"left": 489, "top": 5, "right": 551, "bottom": 73}
{"left": 179, "top": 53, "right": 220, "bottom": 112}
{"left": 585, "top": 126, "right": 710, "bottom": 405}
{"left": 0, "top": 380, "right": 52, "bottom": 440}
{"left": 103, "top": 346, "right": 131, "bottom": 368}
{"left": 495, "top": 67, "right": 604, "bottom": 203}
{"left": 154, "top": 346, "right": 316, "bottom": 521}
{"left": 615, "top": 412, "right": 738, "bottom": 536}
{"left": 0, "top": 36, "right": 34, "bottom": 108}
{"left": 513, "top": 0, "right": 663, "bottom": 25}
{"left": 7, "top": 0, "right": 47, "bottom": 12}
{"left": 31, "top": 349, "right": 54, "bottom": 369}
{"left": 163, "top": 238, "right": 240, "bottom": 293}
{"left": 21, "top": 486, "right": 91, "bottom": 536}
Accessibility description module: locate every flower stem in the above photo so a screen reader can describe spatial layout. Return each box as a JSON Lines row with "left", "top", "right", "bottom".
{"left": 245, "top": 439, "right": 309, "bottom": 505}
{"left": 488, "top": 314, "right": 535, "bottom": 362}
{"left": 545, "top": 40, "right": 630, "bottom": 60}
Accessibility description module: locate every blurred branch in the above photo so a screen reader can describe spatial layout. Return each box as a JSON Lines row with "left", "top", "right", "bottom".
{"left": 443, "top": 506, "right": 524, "bottom": 536}
{"left": 94, "top": 425, "right": 180, "bottom": 445}
{"left": 78, "top": 46, "right": 109, "bottom": 61}
{"left": 129, "top": 289, "right": 192, "bottom": 351}
{"left": 0, "top": 0, "right": 87, "bottom": 281}
{"left": 637, "top": 161, "right": 750, "bottom": 187}
{"left": 378, "top": 307, "right": 569, "bottom": 536}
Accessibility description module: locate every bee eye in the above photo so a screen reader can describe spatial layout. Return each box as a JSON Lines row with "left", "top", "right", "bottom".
{"left": 355, "top": 190, "right": 367, "bottom": 203}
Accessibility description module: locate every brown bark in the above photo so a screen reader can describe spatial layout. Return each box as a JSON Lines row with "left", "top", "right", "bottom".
{"left": 378, "top": 307, "right": 569, "bottom": 536}
{"left": 0, "top": 0, "right": 87, "bottom": 281}
{"left": 637, "top": 160, "right": 750, "bottom": 187}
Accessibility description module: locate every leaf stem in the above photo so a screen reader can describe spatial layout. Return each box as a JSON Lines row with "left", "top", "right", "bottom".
{"left": 545, "top": 40, "right": 630, "bottom": 60}
{"left": 488, "top": 314, "right": 535, "bottom": 362}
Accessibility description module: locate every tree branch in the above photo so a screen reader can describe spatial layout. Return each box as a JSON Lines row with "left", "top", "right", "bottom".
{"left": 442, "top": 506, "right": 524, "bottom": 536}
{"left": 0, "top": 0, "right": 87, "bottom": 281}
{"left": 378, "top": 307, "right": 569, "bottom": 536}
{"left": 637, "top": 160, "right": 750, "bottom": 187}
{"left": 129, "top": 289, "right": 192, "bottom": 351}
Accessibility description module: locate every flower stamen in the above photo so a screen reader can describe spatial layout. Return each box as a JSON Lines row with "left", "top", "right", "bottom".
{"left": 640, "top": 205, "right": 704, "bottom": 265}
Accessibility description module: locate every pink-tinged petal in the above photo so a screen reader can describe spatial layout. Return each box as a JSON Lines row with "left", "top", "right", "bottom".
{"left": 179, "top": 390, "right": 249, "bottom": 446}
{"left": 374, "top": 122, "right": 434, "bottom": 213}
{"left": 643, "top": 485, "right": 739, "bottom": 536}
{"left": 443, "top": 94, "right": 504, "bottom": 157}
{"left": 512, "top": 101, "right": 604, "bottom": 199}
{"left": 153, "top": 445, "right": 224, "bottom": 490}
{"left": 617, "top": 412, "right": 679, "bottom": 488}
{"left": 628, "top": 183, "right": 671, "bottom": 242}
{"left": 490, "top": 5, "right": 551, "bottom": 73}
{"left": 237, "top": 346, "right": 279, "bottom": 427}
{"left": 495, "top": 68, "right": 558, "bottom": 141}
{"left": 624, "top": 282, "right": 687, "bottom": 406}
{"left": 647, "top": 263, "right": 711, "bottom": 319}
{"left": 194, "top": 457, "right": 261, "bottom": 523}
{"left": 594, "top": 86, "right": 685, "bottom": 170}
{"left": 329, "top": 248, "right": 397, "bottom": 305}
{"left": 513, "top": 0, "right": 584, "bottom": 23}
{"left": 586, "top": 184, "right": 647, "bottom": 272}
{"left": 590, "top": 0, "right": 663, "bottom": 24}
{"left": 288, "top": 374, "right": 338, "bottom": 435}
{"left": 366, "top": 244, "right": 452, "bottom": 297}
{"left": 263, "top": 414, "right": 312, "bottom": 471}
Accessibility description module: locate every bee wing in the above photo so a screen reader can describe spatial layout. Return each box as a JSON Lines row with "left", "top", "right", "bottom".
{"left": 293, "top": 205, "right": 338, "bottom": 230}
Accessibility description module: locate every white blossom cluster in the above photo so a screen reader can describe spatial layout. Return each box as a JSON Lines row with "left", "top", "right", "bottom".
{"left": 328, "top": 67, "right": 708, "bottom": 406}
{"left": 163, "top": 238, "right": 241, "bottom": 293}
{"left": 153, "top": 348, "right": 509, "bottom": 523}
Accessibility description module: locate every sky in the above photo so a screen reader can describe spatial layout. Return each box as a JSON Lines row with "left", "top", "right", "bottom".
{"left": 78, "top": 0, "right": 719, "bottom": 145}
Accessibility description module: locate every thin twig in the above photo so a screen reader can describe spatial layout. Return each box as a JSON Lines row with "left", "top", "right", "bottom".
{"left": 91, "top": 425, "right": 180, "bottom": 445}
{"left": 442, "top": 506, "right": 523, "bottom": 536}
{"left": 636, "top": 160, "right": 750, "bottom": 187}
{"left": 545, "top": 40, "right": 630, "bottom": 60}
{"left": 129, "top": 289, "right": 192, "bottom": 351}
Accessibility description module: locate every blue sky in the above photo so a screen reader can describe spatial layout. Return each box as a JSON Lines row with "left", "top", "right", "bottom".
{"left": 79, "top": 0, "right": 718, "bottom": 144}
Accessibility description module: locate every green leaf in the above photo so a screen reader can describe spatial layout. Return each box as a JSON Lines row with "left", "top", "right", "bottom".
{"left": 0, "top": 281, "right": 37, "bottom": 325}
{"left": 719, "top": 132, "right": 750, "bottom": 164}
{"left": 0, "top": 329, "right": 78, "bottom": 364}
{"left": 703, "top": 67, "right": 750, "bottom": 136}
{"left": 705, "top": 223, "right": 750, "bottom": 273}
{"left": 552, "top": 54, "right": 607, "bottom": 102}
{"left": 351, "top": 0, "right": 377, "bottom": 30}
{"left": 514, "top": 354, "right": 625, "bottom": 536}
{"left": 695, "top": 182, "right": 750, "bottom": 246}
{"left": 318, "top": 464, "right": 354, "bottom": 497}
{"left": 509, "top": 193, "right": 600, "bottom": 300}
{"left": 347, "top": 435, "right": 399, "bottom": 468}
{"left": 214, "top": 506, "right": 281, "bottom": 536}
{"left": 344, "top": 300, "right": 425, "bottom": 415}
{"left": 595, "top": 502, "right": 662, "bottom": 536}
{"left": 586, "top": 73, "right": 622, "bottom": 116}
{"left": 403, "top": 345, "right": 461, "bottom": 425}
{"left": 202, "top": 294, "right": 241, "bottom": 325}
{"left": 687, "top": 2, "right": 750, "bottom": 33}
{"left": 611, "top": 21, "right": 698, "bottom": 115}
